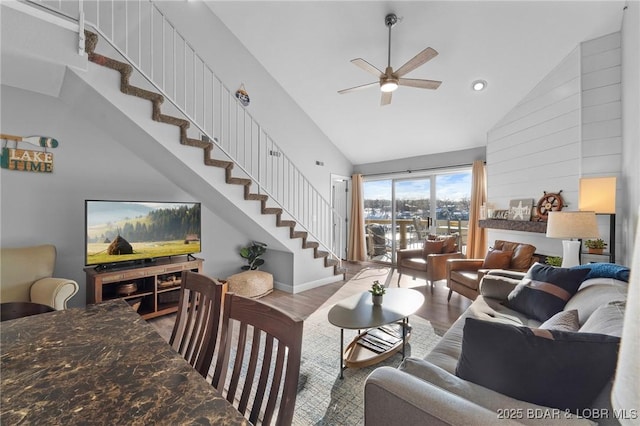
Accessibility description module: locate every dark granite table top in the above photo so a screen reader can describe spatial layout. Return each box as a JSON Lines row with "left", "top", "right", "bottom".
{"left": 1, "top": 299, "right": 249, "bottom": 425}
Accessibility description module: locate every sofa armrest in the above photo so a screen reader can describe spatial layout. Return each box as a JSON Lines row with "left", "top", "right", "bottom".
{"left": 446, "top": 258, "right": 484, "bottom": 273}
{"left": 30, "top": 277, "right": 79, "bottom": 310}
{"left": 365, "top": 367, "right": 522, "bottom": 426}
{"left": 479, "top": 274, "right": 521, "bottom": 300}
{"left": 486, "top": 269, "right": 527, "bottom": 280}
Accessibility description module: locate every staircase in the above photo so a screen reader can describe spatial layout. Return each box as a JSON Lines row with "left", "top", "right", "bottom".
{"left": 83, "top": 29, "right": 344, "bottom": 280}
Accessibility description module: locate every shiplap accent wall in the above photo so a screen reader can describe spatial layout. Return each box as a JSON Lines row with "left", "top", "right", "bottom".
{"left": 486, "top": 32, "right": 622, "bottom": 257}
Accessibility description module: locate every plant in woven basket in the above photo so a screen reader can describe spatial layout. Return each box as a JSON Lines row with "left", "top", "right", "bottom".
{"left": 239, "top": 241, "right": 267, "bottom": 270}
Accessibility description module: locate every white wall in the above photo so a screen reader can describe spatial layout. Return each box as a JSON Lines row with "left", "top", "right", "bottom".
{"left": 153, "top": 1, "right": 353, "bottom": 202}
{"left": 353, "top": 147, "right": 485, "bottom": 175}
{"left": 621, "top": 0, "right": 640, "bottom": 267}
{"left": 486, "top": 28, "right": 639, "bottom": 263}
{"left": 0, "top": 85, "right": 250, "bottom": 307}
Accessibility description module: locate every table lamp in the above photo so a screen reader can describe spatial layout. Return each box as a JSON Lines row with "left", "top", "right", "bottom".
{"left": 579, "top": 176, "right": 616, "bottom": 262}
{"left": 546, "top": 211, "right": 599, "bottom": 267}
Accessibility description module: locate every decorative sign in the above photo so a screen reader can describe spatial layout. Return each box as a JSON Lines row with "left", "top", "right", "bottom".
{"left": 235, "top": 83, "right": 250, "bottom": 107}
{"left": 493, "top": 209, "right": 510, "bottom": 220}
{"left": 0, "top": 134, "right": 58, "bottom": 174}
{"left": 508, "top": 198, "right": 534, "bottom": 221}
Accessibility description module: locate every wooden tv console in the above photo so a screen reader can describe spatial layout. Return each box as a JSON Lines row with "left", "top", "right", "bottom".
{"left": 85, "top": 256, "right": 203, "bottom": 319}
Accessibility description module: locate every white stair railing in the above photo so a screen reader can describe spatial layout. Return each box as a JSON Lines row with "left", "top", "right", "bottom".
{"left": 26, "top": 0, "right": 343, "bottom": 264}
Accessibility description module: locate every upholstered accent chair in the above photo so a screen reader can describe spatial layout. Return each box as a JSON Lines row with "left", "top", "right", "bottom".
{"left": 446, "top": 240, "right": 537, "bottom": 301}
{"left": 0, "top": 244, "right": 79, "bottom": 310}
{"left": 396, "top": 234, "right": 463, "bottom": 287}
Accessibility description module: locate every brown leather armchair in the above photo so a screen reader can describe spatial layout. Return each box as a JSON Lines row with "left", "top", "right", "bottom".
{"left": 446, "top": 240, "right": 538, "bottom": 301}
{"left": 396, "top": 234, "right": 463, "bottom": 287}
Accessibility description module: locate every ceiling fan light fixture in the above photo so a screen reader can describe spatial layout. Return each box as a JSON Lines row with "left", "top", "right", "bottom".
{"left": 380, "top": 80, "right": 398, "bottom": 92}
{"left": 472, "top": 80, "right": 488, "bottom": 91}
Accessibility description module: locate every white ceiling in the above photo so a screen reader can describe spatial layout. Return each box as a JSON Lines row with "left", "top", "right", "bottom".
{"left": 207, "top": 1, "right": 624, "bottom": 165}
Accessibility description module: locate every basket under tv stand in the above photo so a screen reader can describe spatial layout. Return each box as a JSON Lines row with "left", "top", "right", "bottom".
{"left": 85, "top": 255, "right": 203, "bottom": 319}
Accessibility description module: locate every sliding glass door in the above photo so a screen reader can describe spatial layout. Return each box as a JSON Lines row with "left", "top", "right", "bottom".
{"left": 363, "top": 168, "right": 471, "bottom": 264}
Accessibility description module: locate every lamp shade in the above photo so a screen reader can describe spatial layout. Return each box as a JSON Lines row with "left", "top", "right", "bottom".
{"left": 579, "top": 177, "right": 616, "bottom": 214}
{"left": 545, "top": 211, "right": 599, "bottom": 239}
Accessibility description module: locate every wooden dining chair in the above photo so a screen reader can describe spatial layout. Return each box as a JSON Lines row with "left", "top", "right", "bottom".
{"left": 169, "top": 271, "right": 224, "bottom": 378}
{"left": 212, "top": 292, "right": 304, "bottom": 426}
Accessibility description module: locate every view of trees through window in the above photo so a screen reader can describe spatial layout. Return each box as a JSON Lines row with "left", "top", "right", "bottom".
{"left": 363, "top": 169, "right": 472, "bottom": 262}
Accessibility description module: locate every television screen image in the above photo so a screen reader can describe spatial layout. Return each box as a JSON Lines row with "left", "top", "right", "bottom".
{"left": 85, "top": 200, "right": 201, "bottom": 267}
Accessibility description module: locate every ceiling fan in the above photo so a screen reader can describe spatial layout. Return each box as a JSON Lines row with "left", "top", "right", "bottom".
{"left": 338, "top": 13, "right": 442, "bottom": 106}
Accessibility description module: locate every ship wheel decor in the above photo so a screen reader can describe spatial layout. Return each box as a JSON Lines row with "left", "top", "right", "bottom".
{"left": 535, "top": 190, "right": 565, "bottom": 221}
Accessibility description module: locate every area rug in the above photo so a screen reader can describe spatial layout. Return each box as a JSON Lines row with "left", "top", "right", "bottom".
{"left": 292, "top": 304, "right": 441, "bottom": 425}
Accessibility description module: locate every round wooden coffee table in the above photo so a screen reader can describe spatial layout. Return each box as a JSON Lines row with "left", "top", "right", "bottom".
{"left": 328, "top": 288, "right": 424, "bottom": 378}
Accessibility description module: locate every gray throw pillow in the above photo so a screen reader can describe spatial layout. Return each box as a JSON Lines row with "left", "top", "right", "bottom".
{"left": 539, "top": 309, "right": 580, "bottom": 331}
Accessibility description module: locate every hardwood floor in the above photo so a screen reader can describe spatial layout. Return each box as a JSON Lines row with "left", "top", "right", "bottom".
{"left": 149, "top": 261, "right": 472, "bottom": 341}
{"left": 259, "top": 261, "right": 472, "bottom": 334}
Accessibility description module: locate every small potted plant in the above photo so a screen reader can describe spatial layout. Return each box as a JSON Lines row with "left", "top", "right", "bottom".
{"left": 369, "top": 280, "right": 386, "bottom": 306}
{"left": 239, "top": 241, "right": 267, "bottom": 270}
{"left": 584, "top": 239, "right": 607, "bottom": 255}
{"left": 545, "top": 256, "right": 563, "bottom": 267}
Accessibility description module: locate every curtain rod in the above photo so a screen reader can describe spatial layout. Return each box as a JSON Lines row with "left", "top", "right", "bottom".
{"left": 362, "top": 161, "right": 482, "bottom": 178}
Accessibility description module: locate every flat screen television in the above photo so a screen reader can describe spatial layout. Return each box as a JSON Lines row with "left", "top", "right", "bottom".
{"left": 85, "top": 200, "right": 201, "bottom": 268}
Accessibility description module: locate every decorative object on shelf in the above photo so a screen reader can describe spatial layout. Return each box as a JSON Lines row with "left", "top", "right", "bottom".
{"left": 584, "top": 239, "right": 607, "bottom": 254}
{"left": 239, "top": 241, "right": 267, "bottom": 270}
{"left": 116, "top": 282, "right": 138, "bottom": 296}
{"left": 0, "top": 133, "right": 58, "bottom": 173}
{"left": 535, "top": 190, "right": 565, "bottom": 221}
{"left": 235, "top": 83, "right": 250, "bottom": 107}
{"left": 492, "top": 209, "right": 509, "bottom": 220}
{"left": 507, "top": 199, "right": 533, "bottom": 221}
{"left": 546, "top": 211, "right": 599, "bottom": 267}
{"left": 579, "top": 177, "right": 616, "bottom": 263}
{"left": 369, "top": 280, "right": 386, "bottom": 306}
{"left": 545, "top": 256, "right": 563, "bottom": 267}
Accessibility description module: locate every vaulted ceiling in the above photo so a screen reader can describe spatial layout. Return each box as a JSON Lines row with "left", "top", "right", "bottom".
{"left": 207, "top": 1, "right": 625, "bottom": 164}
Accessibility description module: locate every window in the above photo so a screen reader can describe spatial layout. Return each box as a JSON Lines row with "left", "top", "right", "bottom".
{"left": 363, "top": 167, "right": 471, "bottom": 263}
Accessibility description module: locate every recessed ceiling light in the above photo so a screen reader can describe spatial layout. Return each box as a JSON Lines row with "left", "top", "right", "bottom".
{"left": 472, "top": 80, "right": 487, "bottom": 91}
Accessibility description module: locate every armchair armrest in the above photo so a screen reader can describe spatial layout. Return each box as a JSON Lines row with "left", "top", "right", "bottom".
{"left": 446, "top": 258, "right": 484, "bottom": 273}
{"left": 427, "top": 252, "right": 464, "bottom": 281}
{"left": 365, "top": 367, "right": 521, "bottom": 426}
{"left": 30, "top": 277, "right": 79, "bottom": 310}
{"left": 396, "top": 248, "right": 423, "bottom": 261}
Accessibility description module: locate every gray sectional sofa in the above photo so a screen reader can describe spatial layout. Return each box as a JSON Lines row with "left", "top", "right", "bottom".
{"left": 364, "top": 268, "right": 629, "bottom": 426}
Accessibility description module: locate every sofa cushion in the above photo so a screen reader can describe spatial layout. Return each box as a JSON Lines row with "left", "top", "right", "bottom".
{"left": 481, "top": 249, "right": 513, "bottom": 269}
{"left": 579, "top": 301, "right": 626, "bottom": 337}
{"left": 422, "top": 239, "right": 444, "bottom": 256}
{"left": 455, "top": 318, "right": 620, "bottom": 412}
{"left": 539, "top": 309, "right": 580, "bottom": 331}
{"left": 564, "top": 279, "right": 628, "bottom": 325}
{"left": 506, "top": 263, "right": 590, "bottom": 322}
{"left": 570, "top": 263, "right": 630, "bottom": 282}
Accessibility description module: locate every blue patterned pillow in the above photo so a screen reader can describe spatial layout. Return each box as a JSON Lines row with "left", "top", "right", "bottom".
{"left": 506, "top": 263, "right": 590, "bottom": 322}
{"left": 570, "top": 263, "right": 630, "bottom": 282}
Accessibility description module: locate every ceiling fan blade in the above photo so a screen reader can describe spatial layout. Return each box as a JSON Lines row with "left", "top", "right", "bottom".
{"left": 338, "top": 81, "right": 379, "bottom": 94}
{"left": 351, "top": 58, "right": 385, "bottom": 78}
{"left": 395, "top": 47, "right": 439, "bottom": 77}
{"left": 380, "top": 91, "right": 392, "bottom": 106}
{"left": 398, "top": 78, "right": 442, "bottom": 90}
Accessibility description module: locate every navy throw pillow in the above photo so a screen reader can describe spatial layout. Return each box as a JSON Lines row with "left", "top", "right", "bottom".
{"left": 455, "top": 318, "right": 620, "bottom": 412}
{"left": 506, "top": 263, "right": 589, "bottom": 322}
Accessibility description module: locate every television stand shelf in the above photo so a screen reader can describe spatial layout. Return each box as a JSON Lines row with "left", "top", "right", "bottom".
{"left": 84, "top": 256, "right": 203, "bottom": 319}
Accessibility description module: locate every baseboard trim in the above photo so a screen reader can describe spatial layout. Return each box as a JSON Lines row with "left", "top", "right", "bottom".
{"left": 274, "top": 274, "right": 343, "bottom": 294}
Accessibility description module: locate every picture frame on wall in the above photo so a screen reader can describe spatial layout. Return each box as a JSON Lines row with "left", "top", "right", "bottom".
{"left": 508, "top": 198, "right": 534, "bottom": 221}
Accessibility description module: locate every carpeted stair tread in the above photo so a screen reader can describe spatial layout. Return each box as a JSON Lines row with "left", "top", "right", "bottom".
{"left": 315, "top": 250, "right": 329, "bottom": 259}
{"left": 262, "top": 207, "right": 283, "bottom": 215}
{"left": 84, "top": 30, "right": 342, "bottom": 276}
{"left": 278, "top": 220, "right": 296, "bottom": 228}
